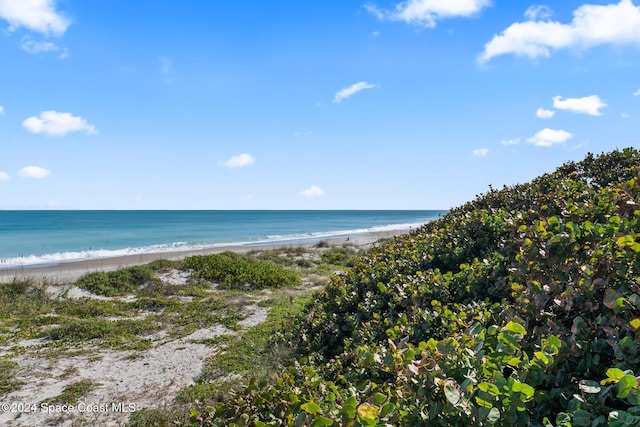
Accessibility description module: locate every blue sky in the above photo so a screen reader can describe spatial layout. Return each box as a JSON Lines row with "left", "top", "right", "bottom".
{"left": 0, "top": 0, "right": 639, "bottom": 210}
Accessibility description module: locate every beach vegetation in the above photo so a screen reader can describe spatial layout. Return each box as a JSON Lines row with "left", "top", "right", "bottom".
{"left": 183, "top": 252, "right": 301, "bottom": 290}
{"left": 76, "top": 265, "right": 159, "bottom": 297}
{"left": 0, "top": 358, "right": 20, "bottom": 396}
{"left": 0, "top": 279, "right": 49, "bottom": 318}
{"left": 171, "top": 148, "right": 640, "bottom": 426}
{"left": 41, "top": 379, "right": 101, "bottom": 406}
{"left": 199, "top": 293, "right": 310, "bottom": 383}
{"left": 47, "top": 318, "right": 156, "bottom": 350}
{"left": 0, "top": 207, "right": 476, "bottom": 424}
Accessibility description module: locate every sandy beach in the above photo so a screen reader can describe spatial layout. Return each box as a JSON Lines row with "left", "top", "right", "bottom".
{"left": 0, "top": 229, "right": 406, "bottom": 284}
{"left": 0, "top": 228, "right": 409, "bottom": 426}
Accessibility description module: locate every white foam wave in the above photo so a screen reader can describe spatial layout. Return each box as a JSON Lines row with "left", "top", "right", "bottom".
{"left": 0, "top": 221, "right": 428, "bottom": 269}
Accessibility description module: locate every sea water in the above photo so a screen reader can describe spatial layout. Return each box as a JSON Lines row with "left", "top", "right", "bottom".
{"left": 0, "top": 210, "right": 445, "bottom": 268}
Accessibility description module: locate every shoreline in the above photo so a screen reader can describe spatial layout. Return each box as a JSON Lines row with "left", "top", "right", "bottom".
{"left": 0, "top": 229, "right": 407, "bottom": 284}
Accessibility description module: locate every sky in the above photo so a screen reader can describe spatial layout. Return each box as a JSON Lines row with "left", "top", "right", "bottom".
{"left": 0, "top": 0, "right": 639, "bottom": 210}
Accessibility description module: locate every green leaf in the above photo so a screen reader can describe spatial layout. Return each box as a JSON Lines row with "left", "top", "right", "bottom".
{"left": 617, "top": 235, "right": 636, "bottom": 248}
{"left": 301, "top": 402, "right": 323, "bottom": 415}
{"left": 371, "top": 393, "right": 386, "bottom": 405}
{"left": 535, "top": 351, "right": 550, "bottom": 365}
{"left": 357, "top": 403, "right": 379, "bottom": 420}
{"left": 475, "top": 396, "right": 493, "bottom": 409}
{"left": 478, "top": 382, "right": 500, "bottom": 397}
{"left": 312, "top": 416, "right": 334, "bottom": 427}
{"left": 380, "top": 402, "right": 395, "bottom": 418}
{"left": 630, "top": 318, "right": 640, "bottom": 331}
{"left": 609, "top": 410, "right": 640, "bottom": 427}
{"left": 616, "top": 375, "right": 637, "bottom": 399}
{"left": 512, "top": 381, "right": 535, "bottom": 399}
{"left": 546, "top": 335, "right": 562, "bottom": 349}
{"left": 504, "top": 321, "right": 527, "bottom": 336}
{"left": 573, "top": 410, "right": 591, "bottom": 427}
{"left": 607, "top": 368, "right": 626, "bottom": 381}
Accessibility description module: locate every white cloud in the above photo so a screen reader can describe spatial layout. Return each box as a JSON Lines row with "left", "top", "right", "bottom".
{"left": 20, "top": 35, "right": 67, "bottom": 58}
{"left": 525, "top": 5, "right": 553, "bottom": 21}
{"left": 500, "top": 137, "right": 521, "bottom": 145}
{"left": 0, "top": 171, "right": 9, "bottom": 180}
{"left": 18, "top": 166, "right": 51, "bottom": 178}
{"left": 334, "top": 81, "right": 378, "bottom": 103}
{"left": 536, "top": 108, "right": 555, "bottom": 118}
{"left": 293, "top": 131, "right": 312, "bottom": 136}
{"left": 479, "top": 0, "right": 640, "bottom": 63}
{"left": 621, "top": 112, "right": 630, "bottom": 118}
{"left": 20, "top": 36, "right": 69, "bottom": 59}
{"left": 0, "top": 105, "right": 4, "bottom": 115}
{"left": 365, "top": 0, "right": 491, "bottom": 28}
{"left": 472, "top": 148, "right": 489, "bottom": 157}
{"left": 21, "top": 36, "right": 56, "bottom": 52}
{"left": 23, "top": 110, "right": 97, "bottom": 136}
{"left": 634, "top": 89, "right": 640, "bottom": 96}
{"left": 552, "top": 95, "right": 607, "bottom": 116}
{"left": 219, "top": 153, "right": 255, "bottom": 168}
{"left": 300, "top": 185, "right": 326, "bottom": 198}
{"left": 0, "top": 0, "right": 70, "bottom": 36}
{"left": 527, "top": 128, "right": 573, "bottom": 147}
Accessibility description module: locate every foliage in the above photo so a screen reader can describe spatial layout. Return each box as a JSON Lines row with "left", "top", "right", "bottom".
{"left": 0, "top": 358, "right": 20, "bottom": 396}
{"left": 76, "top": 265, "right": 159, "bottom": 296}
{"left": 47, "top": 318, "right": 156, "bottom": 350}
{"left": 185, "top": 148, "right": 640, "bottom": 426}
{"left": 0, "top": 279, "right": 49, "bottom": 318}
{"left": 319, "top": 246, "right": 362, "bottom": 268}
{"left": 183, "top": 252, "right": 300, "bottom": 290}
{"left": 41, "top": 380, "right": 101, "bottom": 406}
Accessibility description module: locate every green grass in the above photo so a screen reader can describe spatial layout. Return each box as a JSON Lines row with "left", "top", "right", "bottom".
{"left": 47, "top": 318, "right": 157, "bottom": 350}
{"left": 0, "top": 358, "right": 20, "bottom": 396}
{"left": 199, "top": 294, "right": 309, "bottom": 381}
{"left": 41, "top": 380, "right": 100, "bottom": 406}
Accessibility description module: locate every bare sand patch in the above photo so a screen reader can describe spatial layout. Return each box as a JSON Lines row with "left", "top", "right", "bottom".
{"left": 1, "top": 325, "right": 234, "bottom": 427}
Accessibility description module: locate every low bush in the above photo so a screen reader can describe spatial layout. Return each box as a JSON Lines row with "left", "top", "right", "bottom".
{"left": 183, "top": 252, "right": 300, "bottom": 290}
{"left": 75, "top": 265, "right": 159, "bottom": 296}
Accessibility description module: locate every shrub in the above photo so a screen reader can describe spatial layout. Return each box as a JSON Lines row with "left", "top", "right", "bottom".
{"left": 75, "top": 265, "right": 158, "bottom": 296}
{"left": 186, "top": 149, "right": 640, "bottom": 426}
{"left": 182, "top": 252, "right": 300, "bottom": 290}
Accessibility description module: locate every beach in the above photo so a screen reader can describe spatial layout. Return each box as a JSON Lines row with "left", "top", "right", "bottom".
{"left": 0, "top": 229, "right": 405, "bottom": 284}
{"left": 0, "top": 227, "right": 409, "bottom": 427}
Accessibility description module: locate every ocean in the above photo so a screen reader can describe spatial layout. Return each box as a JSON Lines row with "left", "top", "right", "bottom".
{"left": 0, "top": 210, "right": 445, "bottom": 268}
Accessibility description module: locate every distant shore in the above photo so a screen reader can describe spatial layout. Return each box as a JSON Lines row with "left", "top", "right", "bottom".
{"left": 0, "top": 229, "right": 407, "bottom": 284}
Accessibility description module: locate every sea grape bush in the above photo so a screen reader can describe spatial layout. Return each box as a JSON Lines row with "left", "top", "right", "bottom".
{"left": 186, "top": 149, "right": 640, "bottom": 426}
